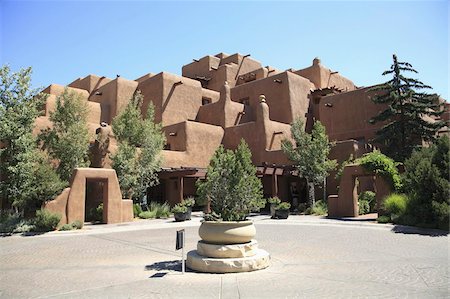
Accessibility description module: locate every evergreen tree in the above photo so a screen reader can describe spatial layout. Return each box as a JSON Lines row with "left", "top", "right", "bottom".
{"left": 282, "top": 119, "right": 336, "bottom": 206}
{"left": 0, "top": 66, "right": 64, "bottom": 214}
{"left": 111, "top": 90, "right": 165, "bottom": 200}
{"left": 39, "top": 89, "right": 91, "bottom": 182}
{"left": 196, "top": 140, "right": 263, "bottom": 221}
{"left": 370, "top": 54, "right": 445, "bottom": 162}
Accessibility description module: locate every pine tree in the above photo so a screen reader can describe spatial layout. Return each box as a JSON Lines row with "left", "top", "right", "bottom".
{"left": 370, "top": 54, "right": 445, "bottom": 162}
{"left": 111, "top": 90, "right": 165, "bottom": 200}
{"left": 281, "top": 119, "right": 336, "bottom": 206}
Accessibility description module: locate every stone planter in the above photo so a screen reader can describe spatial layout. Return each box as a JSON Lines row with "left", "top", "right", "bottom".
{"left": 198, "top": 221, "right": 256, "bottom": 245}
{"left": 270, "top": 204, "right": 276, "bottom": 218}
{"left": 186, "top": 207, "right": 192, "bottom": 220}
{"left": 275, "top": 209, "right": 289, "bottom": 219}
{"left": 174, "top": 212, "right": 188, "bottom": 222}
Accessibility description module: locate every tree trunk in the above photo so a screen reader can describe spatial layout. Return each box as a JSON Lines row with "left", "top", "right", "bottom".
{"left": 307, "top": 180, "right": 315, "bottom": 207}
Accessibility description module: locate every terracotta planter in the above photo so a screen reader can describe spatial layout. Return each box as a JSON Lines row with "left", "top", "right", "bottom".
{"left": 199, "top": 221, "right": 256, "bottom": 245}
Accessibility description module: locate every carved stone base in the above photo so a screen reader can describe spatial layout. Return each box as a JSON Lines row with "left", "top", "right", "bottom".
{"left": 186, "top": 248, "right": 270, "bottom": 273}
{"left": 197, "top": 239, "right": 258, "bottom": 258}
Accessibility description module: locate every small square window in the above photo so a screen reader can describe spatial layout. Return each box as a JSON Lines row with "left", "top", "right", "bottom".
{"left": 202, "top": 97, "right": 211, "bottom": 105}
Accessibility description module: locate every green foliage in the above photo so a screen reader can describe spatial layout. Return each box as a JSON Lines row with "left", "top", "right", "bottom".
{"left": 310, "top": 200, "right": 328, "bottom": 215}
{"left": 71, "top": 220, "right": 83, "bottom": 229}
{"left": 111, "top": 91, "right": 165, "bottom": 200}
{"left": 384, "top": 193, "right": 409, "bottom": 222}
{"left": 138, "top": 210, "right": 157, "bottom": 219}
{"left": 89, "top": 203, "right": 103, "bottom": 223}
{"left": 268, "top": 197, "right": 281, "bottom": 205}
{"left": 282, "top": 119, "right": 337, "bottom": 206}
{"left": 39, "top": 88, "right": 90, "bottom": 182}
{"left": 171, "top": 203, "right": 188, "bottom": 214}
{"left": 183, "top": 197, "right": 195, "bottom": 207}
{"left": 197, "top": 140, "right": 263, "bottom": 221}
{"left": 358, "top": 191, "right": 376, "bottom": 214}
{"left": 370, "top": 54, "right": 445, "bottom": 162}
{"left": 401, "top": 136, "right": 450, "bottom": 230}
{"left": 335, "top": 154, "right": 354, "bottom": 182}
{"left": 59, "top": 224, "right": 74, "bottom": 231}
{"left": 355, "top": 150, "right": 402, "bottom": 191}
{"left": 0, "top": 65, "right": 64, "bottom": 213}
{"left": 147, "top": 201, "right": 171, "bottom": 218}
{"left": 33, "top": 209, "right": 61, "bottom": 232}
{"left": 133, "top": 203, "right": 143, "bottom": 217}
{"left": 276, "top": 202, "right": 291, "bottom": 211}
{"left": 377, "top": 215, "right": 391, "bottom": 223}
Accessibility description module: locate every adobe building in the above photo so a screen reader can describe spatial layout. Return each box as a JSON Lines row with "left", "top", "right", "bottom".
{"left": 34, "top": 52, "right": 448, "bottom": 215}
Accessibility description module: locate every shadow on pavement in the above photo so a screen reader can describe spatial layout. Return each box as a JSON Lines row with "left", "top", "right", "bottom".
{"left": 391, "top": 225, "right": 448, "bottom": 237}
{"left": 145, "top": 260, "right": 182, "bottom": 272}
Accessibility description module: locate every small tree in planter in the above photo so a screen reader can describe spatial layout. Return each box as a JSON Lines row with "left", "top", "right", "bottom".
{"left": 183, "top": 197, "right": 195, "bottom": 220}
{"left": 196, "top": 140, "right": 264, "bottom": 244}
{"left": 274, "top": 202, "right": 291, "bottom": 219}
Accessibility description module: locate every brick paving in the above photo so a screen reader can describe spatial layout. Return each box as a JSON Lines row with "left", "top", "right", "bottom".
{"left": 0, "top": 214, "right": 448, "bottom": 298}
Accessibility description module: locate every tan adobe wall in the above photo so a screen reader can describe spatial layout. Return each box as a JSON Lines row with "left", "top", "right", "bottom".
{"left": 231, "top": 71, "right": 315, "bottom": 125}
{"left": 68, "top": 74, "right": 112, "bottom": 94}
{"left": 163, "top": 121, "right": 224, "bottom": 168}
{"left": 318, "top": 87, "right": 387, "bottom": 142}
{"left": 295, "top": 58, "right": 356, "bottom": 92}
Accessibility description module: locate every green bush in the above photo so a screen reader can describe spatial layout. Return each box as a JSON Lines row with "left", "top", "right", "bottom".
{"left": 138, "top": 210, "right": 157, "bottom": 219}
{"left": 148, "top": 201, "right": 171, "bottom": 218}
{"left": 268, "top": 197, "right": 281, "bottom": 205}
{"left": 310, "top": 200, "right": 328, "bottom": 215}
{"left": 89, "top": 203, "right": 103, "bottom": 223}
{"left": 33, "top": 209, "right": 61, "bottom": 232}
{"left": 297, "top": 203, "right": 308, "bottom": 213}
{"left": 59, "top": 224, "right": 74, "bottom": 231}
{"left": 355, "top": 150, "right": 402, "bottom": 191}
{"left": 276, "top": 202, "right": 291, "bottom": 210}
{"left": 377, "top": 215, "right": 390, "bottom": 223}
{"left": 358, "top": 200, "right": 370, "bottom": 215}
{"left": 0, "top": 211, "right": 34, "bottom": 234}
{"left": 133, "top": 203, "right": 143, "bottom": 217}
{"left": 183, "top": 197, "right": 195, "bottom": 207}
{"left": 71, "top": 220, "right": 83, "bottom": 229}
{"left": 383, "top": 193, "right": 408, "bottom": 222}
{"left": 171, "top": 203, "right": 188, "bottom": 214}
{"left": 359, "top": 191, "right": 376, "bottom": 212}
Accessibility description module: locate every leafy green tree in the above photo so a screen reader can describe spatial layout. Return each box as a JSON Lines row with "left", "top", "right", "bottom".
{"left": 0, "top": 65, "right": 64, "bottom": 214}
{"left": 370, "top": 54, "right": 445, "bottom": 162}
{"left": 111, "top": 90, "right": 165, "bottom": 200}
{"left": 402, "top": 136, "right": 449, "bottom": 230}
{"left": 282, "top": 119, "right": 337, "bottom": 206}
{"left": 196, "top": 140, "right": 263, "bottom": 221}
{"left": 39, "top": 89, "right": 90, "bottom": 182}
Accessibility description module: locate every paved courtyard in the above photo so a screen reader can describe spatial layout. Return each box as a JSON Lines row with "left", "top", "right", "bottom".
{"left": 0, "top": 214, "right": 448, "bottom": 298}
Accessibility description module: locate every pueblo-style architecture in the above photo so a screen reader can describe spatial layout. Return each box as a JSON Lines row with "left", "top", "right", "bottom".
{"left": 35, "top": 53, "right": 449, "bottom": 221}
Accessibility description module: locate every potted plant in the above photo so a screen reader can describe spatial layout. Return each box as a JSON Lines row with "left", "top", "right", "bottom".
{"left": 171, "top": 203, "right": 188, "bottom": 222}
{"left": 267, "top": 197, "right": 281, "bottom": 218}
{"left": 196, "top": 140, "right": 264, "bottom": 244}
{"left": 274, "top": 202, "right": 291, "bottom": 219}
{"left": 183, "top": 197, "right": 195, "bottom": 220}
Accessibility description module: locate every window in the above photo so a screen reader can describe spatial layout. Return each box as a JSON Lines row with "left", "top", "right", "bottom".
{"left": 202, "top": 97, "right": 211, "bottom": 105}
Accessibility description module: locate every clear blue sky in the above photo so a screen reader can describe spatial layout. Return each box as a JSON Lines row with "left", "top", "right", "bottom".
{"left": 1, "top": 0, "right": 448, "bottom": 99}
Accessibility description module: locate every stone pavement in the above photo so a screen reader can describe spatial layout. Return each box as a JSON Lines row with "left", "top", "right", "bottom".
{"left": 0, "top": 213, "right": 448, "bottom": 298}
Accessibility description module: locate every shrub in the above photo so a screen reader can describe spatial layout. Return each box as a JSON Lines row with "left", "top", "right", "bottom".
{"left": 71, "top": 220, "right": 83, "bottom": 229}
{"left": 297, "top": 203, "right": 308, "bottom": 213}
{"left": 355, "top": 150, "right": 402, "bottom": 191}
{"left": 377, "top": 215, "right": 390, "bottom": 223}
{"left": 148, "top": 201, "right": 171, "bottom": 218}
{"left": 139, "top": 210, "right": 157, "bottom": 219}
{"left": 268, "top": 197, "right": 281, "bottom": 205}
{"left": 33, "top": 209, "right": 61, "bottom": 232}
{"left": 358, "top": 200, "right": 370, "bottom": 215}
{"left": 359, "top": 191, "right": 376, "bottom": 212}
{"left": 183, "top": 197, "right": 195, "bottom": 207}
{"left": 172, "top": 203, "right": 188, "bottom": 214}
{"left": 133, "top": 203, "right": 143, "bottom": 217}
{"left": 383, "top": 193, "right": 408, "bottom": 222}
{"left": 311, "top": 200, "right": 328, "bottom": 215}
{"left": 197, "top": 140, "right": 263, "bottom": 221}
{"left": 89, "top": 203, "right": 103, "bottom": 223}
{"left": 59, "top": 224, "right": 74, "bottom": 231}
{"left": 276, "top": 202, "right": 291, "bottom": 210}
